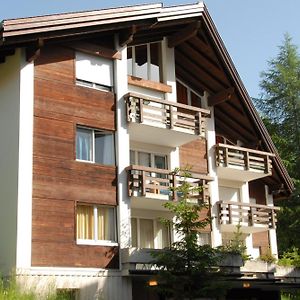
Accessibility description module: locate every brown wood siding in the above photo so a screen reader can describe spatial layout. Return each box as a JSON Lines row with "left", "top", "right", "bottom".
{"left": 32, "top": 45, "right": 118, "bottom": 268}
{"left": 179, "top": 139, "right": 208, "bottom": 174}
{"left": 252, "top": 231, "right": 270, "bottom": 256}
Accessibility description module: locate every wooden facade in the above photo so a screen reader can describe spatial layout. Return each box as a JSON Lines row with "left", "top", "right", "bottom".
{"left": 32, "top": 45, "right": 118, "bottom": 268}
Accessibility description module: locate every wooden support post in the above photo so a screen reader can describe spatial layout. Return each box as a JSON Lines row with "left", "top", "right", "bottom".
{"left": 244, "top": 151, "right": 250, "bottom": 170}
{"left": 141, "top": 171, "right": 146, "bottom": 196}
{"left": 249, "top": 207, "right": 254, "bottom": 226}
{"left": 197, "top": 111, "right": 202, "bottom": 135}
{"left": 228, "top": 204, "right": 232, "bottom": 224}
{"left": 270, "top": 209, "right": 276, "bottom": 229}
{"left": 172, "top": 173, "right": 177, "bottom": 201}
{"left": 139, "top": 98, "right": 144, "bottom": 123}
{"left": 264, "top": 155, "right": 270, "bottom": 174}
{"left": 224, "top": 147, "right": 229, "bottom": 167}
{"left": 169, "top": 106, "right": 174, "bottom": 129}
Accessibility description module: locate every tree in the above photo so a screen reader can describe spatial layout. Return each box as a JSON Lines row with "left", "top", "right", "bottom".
{"left": 255, "top": 33, "right": 300, "bottom": 254}
{"left": 151, "top": 168, "right": 226, "bottom": 300}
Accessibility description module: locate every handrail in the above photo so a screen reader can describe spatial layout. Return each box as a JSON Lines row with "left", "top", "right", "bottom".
{"left": 124, "top": 92, "right": 211, "bottom": 116}
{"left": 217, "top": 200, "right": 280, "bottom": 211}
{"left": 126, "top": 165, "right": 213, "bottom": 181}
{"left": 216, "top": 143, "right": 275, "bottom": 157}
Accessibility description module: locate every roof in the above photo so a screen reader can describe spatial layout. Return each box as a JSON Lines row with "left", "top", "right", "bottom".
{"left": 0, "top": 2, "right": 294, "bottom": 195}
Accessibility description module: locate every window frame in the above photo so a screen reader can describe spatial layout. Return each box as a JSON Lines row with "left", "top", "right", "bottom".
{"left": 76, "top": 203, "right": 118, "bottom": 246}
{"left": 76, "top": 125, "right": 115, "bottom": 166}
{"left": 131, "top": 216, "right": 172, "bottom": 249}
{"left": 130, "top": 149, "right": 169, "bottom": 170}
{"left": 128, "top": 42, "right": 163, "bottom": 82}
{"left": 75, "top": 51, "right": 114, "bottom": 92}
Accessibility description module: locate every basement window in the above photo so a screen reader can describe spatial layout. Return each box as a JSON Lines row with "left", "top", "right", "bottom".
{"left": 76, "top": 126, "right": 115, "bottom": 166}
{"left": 76, "top": 204, "right": 117, "bottom": 246}
{"left": 75, "top": 52, "right": 113, "bottom": 92}
{"left": 127, "top": 42, "right": 163, "bottom": 82}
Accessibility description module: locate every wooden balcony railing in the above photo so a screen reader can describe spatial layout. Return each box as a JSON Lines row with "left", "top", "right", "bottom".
{"left": 124, "top": 92, "right": 210, "bottom": 137}
{"left": 126, "top": 165, "right": 212, "bottom": 203}
{"left": 215, "top": 143, "right": 275, "bottom": 175}
{"left": 218, "top": 200, "right": 279, "bottom": 229}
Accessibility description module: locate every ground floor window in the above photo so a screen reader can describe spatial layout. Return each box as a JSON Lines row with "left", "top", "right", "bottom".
{"left": 76, "top": 204, "right": 117, "bottom": 245}
{"left": 131, "top": 217, "right": 171, "bottom": 249}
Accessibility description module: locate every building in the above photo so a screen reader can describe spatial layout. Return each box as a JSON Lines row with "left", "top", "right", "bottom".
{"left": 0, "top": 2, "right": 295, "bottom": 299}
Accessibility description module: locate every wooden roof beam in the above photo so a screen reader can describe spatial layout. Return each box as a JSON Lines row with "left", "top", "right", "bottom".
{"left": 168, "top": 21, "right": 201, "bottom": 48}
{"left": 119, "top": 25, "right": 137, "bottom": 47}
{"left": 26, "top": 38, "right": 44, "bottom": 62}
{"left": 208, "top": 87, "right": 235, "bottom": 106}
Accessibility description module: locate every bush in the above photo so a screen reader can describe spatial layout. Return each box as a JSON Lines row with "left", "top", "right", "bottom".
{"left": 278, "top": 248, "right": 300, "bottom": 267}
{"left": 259, "top": 249, "right": 277, "bottom": 264}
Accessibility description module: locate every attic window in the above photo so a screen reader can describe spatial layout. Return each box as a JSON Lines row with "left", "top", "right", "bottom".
{"left": 75, "top": 52, "right": 113, "bottom": 92}
{"left": 127, "top": 42, "right": 163, "bottom": 82}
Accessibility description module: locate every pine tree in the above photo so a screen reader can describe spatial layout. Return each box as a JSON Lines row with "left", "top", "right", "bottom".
{"left": 255, "top": 33, "right": 300, "bottom": 254}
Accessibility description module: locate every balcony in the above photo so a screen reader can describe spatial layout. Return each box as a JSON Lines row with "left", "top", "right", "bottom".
{"left": 217, "top": 200, "right": 279, "bottom": 233}
{"left": 124, "top": 92, "right": 210, "bottom": 147}
{"left": 126, "top": 165, "right": 211, "bottom": 210}
{"left": 215, "top": 143, "right": 275, "bottom": 181}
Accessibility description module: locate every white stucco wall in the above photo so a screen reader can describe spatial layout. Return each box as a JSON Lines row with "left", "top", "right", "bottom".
{"left": 0, "top": 50, "right": 21, "bottom": 275}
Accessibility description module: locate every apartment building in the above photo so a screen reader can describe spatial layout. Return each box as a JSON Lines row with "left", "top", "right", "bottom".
{"left": 0, "top": 2, "right": 294, "bottom": 299}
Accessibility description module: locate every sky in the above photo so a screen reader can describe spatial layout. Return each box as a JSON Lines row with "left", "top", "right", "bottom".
{"left": 1, "top": 0, "right": 300, "bottom": 98}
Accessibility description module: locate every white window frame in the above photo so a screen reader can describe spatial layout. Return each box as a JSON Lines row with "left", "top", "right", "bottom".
{"left": 76, "top": 204, "right": 118, "bottom": 246}
{"left": 131, "top": 216, "right": 172, "bottom": 249}
{"left": 128, "top": 42, "right": 163, "bottom": 82}
{"left": 176, "top": 79, "right": 203, "bottom": 107}
{"left": 76, "top": 126, "right": 115, "bottom": 165}
{"left": 75, "top": 52, "right": 114, "bottom": 92}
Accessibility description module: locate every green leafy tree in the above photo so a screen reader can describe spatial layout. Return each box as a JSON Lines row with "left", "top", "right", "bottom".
{"left": 152, "top": 168, "right": 226, "bottom": 300}
{"left": 255, "top": 33, "right": 300, "bottom": 254}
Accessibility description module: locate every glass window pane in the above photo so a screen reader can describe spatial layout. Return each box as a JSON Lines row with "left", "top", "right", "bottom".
{"left": 154, "top": 155, "right": 167, "bottom": 170}
{"left": 150, "top": 43, "right": 162, "bottom": 82}
{"left": 191, "top": 91, "right": 202, "bottom": 108}
{"left": 135, "top": 45, "right": 148, "bottom": 80}
{"left": 76, "top": 205, "right": 94, "bottom": 240}
{"left": 139, "top": 219, "right": 154, "bottom": 248}
{"left": 95, "top": 132, "right": 115, "bottom": 165}
{"left": 156, "top": 221, "right": 170, "bottom": 249}
{"left": 130, "top": 150, "right": 135, "bottom": 165}
{"left": 131, "top": 218, "right": 138, "bottom": 247}
{"left": 138, "top": 152, "right": 151, "bottom": 167}
{"left": 76, "top": 128, "right": 92, "bottom": 161}
{"left": 97, "top": 207, "right": 115, "bottom": 241}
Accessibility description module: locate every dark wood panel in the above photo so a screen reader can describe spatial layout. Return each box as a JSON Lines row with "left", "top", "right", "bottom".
{"left": 179, "top": 139, "right": 208, "bottom": 174}
{"left": 249, "top": 181, "right": 266, "bottom": 205}
{"left": 32, "top": 44, "right": 117, "bottom": 268}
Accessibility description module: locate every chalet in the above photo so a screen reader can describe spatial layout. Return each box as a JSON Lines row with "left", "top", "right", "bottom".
{"left": 0, "top": 2, "right": 295, "bottom": 299}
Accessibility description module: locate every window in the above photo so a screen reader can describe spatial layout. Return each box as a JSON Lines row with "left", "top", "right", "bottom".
{"left": 198, "top": 232, "right": 211, "bottom": 246}
{"left": 76, "top": 127, "right": 115, "bottom": 165}
{"left": 127, "top": 42, "right": 163, "bottom": 82}
{"left": 176, "top": 80, "right": 202, "bottom": 108}
{"left": 76, "top": 204, "right": 117, "bottom": 245}
{"left": 131, "top": 217, "right": 171, "bottom": 249}
{"left": 130, "top": 150, "right": 168, "bottom": 170}
{"left": 75, "top": 52, "right": 113, "bottom": 91}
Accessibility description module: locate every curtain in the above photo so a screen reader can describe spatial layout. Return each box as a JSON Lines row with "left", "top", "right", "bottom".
{"left": 156, "top": 221, "right": 170, "bottom": 249}
{"left": 140, "top": 219, "right": 154, "bottom": 248}
{"left": 76, "top": 128, "right": 92, "bottom": 161}
{"left": 97, "top": 207, "right": 115, "bottom": 241}
{"left": 76, "top": 205, "right": 94, "bottom": 240}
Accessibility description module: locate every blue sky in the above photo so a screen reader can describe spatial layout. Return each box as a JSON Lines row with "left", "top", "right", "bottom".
{"left": 1, "top": 0, "right": 300, "bottom": 98}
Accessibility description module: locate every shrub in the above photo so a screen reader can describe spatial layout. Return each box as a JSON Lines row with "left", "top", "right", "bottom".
{"left": 259, "top": 249, "right": 277, "bottom": 264}
{"left": 278, "top": 248, "right": 300, "bottom": 267}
